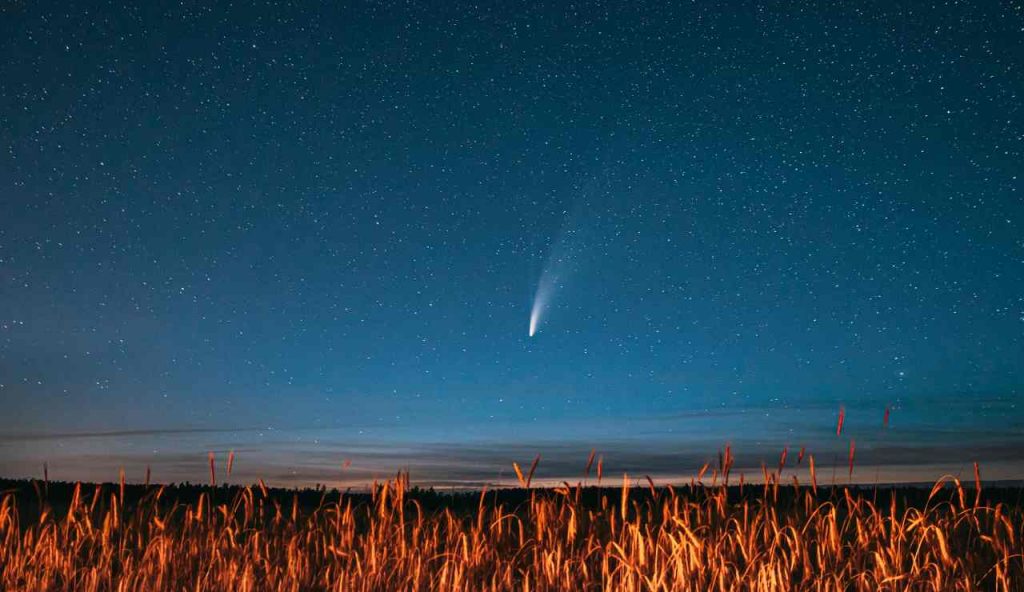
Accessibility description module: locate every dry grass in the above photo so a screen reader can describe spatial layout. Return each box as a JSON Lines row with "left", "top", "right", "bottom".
{"left": 1, "top": 458, "right": 1023, "bottom": 591}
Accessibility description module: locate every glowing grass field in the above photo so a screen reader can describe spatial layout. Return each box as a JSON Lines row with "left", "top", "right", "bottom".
{"left": 2, "top": 449, "right": 1023, "bottom": 591}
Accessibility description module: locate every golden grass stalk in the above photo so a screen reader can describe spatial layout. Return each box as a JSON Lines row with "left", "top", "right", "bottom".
{"left": 848, "top": 439, "right": 856, "bottom": 479}
{"left": 584, "top": 449, "right": 596, "bottom": 478}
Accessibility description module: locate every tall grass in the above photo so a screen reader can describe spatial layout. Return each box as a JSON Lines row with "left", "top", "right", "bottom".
{"left": 1, "top": 456, "right": 1022, "bottom": 591}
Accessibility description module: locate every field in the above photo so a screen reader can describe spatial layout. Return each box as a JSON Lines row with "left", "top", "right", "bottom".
{"left": 1, "top": 456, "right": 1023, "bottom": 591}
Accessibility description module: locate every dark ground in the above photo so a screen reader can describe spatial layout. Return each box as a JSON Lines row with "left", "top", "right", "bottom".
{"left": 3, "top": 477, "right": 1023, "bottom": 521}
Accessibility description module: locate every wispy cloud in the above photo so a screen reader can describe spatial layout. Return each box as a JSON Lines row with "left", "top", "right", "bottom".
{"left": 0, "top": 427, "right": 261, "bottom": 443}
{"left": 4, "top": 427, "right": 1024, "bottom": 488}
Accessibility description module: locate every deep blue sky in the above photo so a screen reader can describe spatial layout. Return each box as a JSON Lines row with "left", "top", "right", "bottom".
{"left": 1, "top": 1, "right": 1022, "bottom": 486}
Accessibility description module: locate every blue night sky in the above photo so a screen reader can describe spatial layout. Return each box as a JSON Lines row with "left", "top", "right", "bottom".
{"left": 1, "top": 1, "right": 1022, "bottom": 487}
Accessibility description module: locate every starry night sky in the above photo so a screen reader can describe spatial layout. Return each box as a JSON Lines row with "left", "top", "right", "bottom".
{"left": 1, "top": 1, "right": 1022, "bottom": 487}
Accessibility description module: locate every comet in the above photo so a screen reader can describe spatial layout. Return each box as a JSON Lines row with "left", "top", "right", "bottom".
{"left": 527, "top": 189, "right": 599, "bottom": 337}
{"left": 528, "top": 270, "right": 557, "bottom": 337}
{"left": 529, "top": 247, "right": 574, "bottom": 337}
